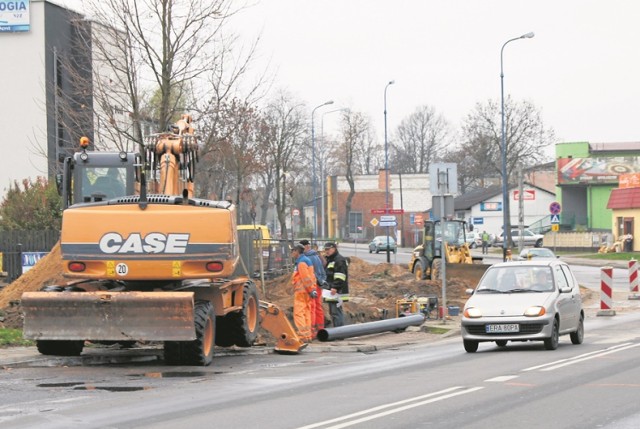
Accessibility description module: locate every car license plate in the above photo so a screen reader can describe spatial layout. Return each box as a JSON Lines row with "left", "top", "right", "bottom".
{"left": 486, "top": 324, "right": 519, "bottom": 333}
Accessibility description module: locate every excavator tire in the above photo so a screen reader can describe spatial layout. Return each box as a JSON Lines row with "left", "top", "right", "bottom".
{"left": 164, "top": 300, "right": 215, "bottom": 366}
{"left": 413, "top": 261, "right": 427, "bottom": 280}
{"left": 36, "top": 340, "right": 84, "bottom": 356}
{"left": 215, "top": 282, "right": 260, "bottom": 347}
{"left": 431, "top": 259, "right": 443, "bottom": 281}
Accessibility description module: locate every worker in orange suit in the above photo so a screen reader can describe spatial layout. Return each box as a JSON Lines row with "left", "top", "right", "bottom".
{"left": 299, "top": 239, "right": 326, "bottom": 338}
{"left": 290, "top": 244, "right": 317, "bottom": 342}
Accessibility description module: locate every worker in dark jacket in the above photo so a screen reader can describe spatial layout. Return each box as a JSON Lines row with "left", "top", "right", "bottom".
{"left": 323, "top": 242, "right": 349, "bottom": 327}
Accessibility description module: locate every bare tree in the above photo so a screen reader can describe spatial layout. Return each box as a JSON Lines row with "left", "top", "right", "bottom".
{"left": 332, "top": 110, "right": 371, "bottom": 237}
{"left": 259, "top": 92, "right": 307, "bottom": 239}
{"left": 460, "top": 96, "right": 555, "bottom": 244}
{"left": 394, "top": 105, "right": 450, "bottom": 174}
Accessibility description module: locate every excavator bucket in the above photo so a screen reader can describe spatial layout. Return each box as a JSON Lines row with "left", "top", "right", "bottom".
{"left": 22, "top": 291, "right": 195, "bottom": 341}
{"left": 444, "top": 262, "right": 490, "bottom": 287}
{"left": 259, "top": 301, "right": 307, "bottom": 353}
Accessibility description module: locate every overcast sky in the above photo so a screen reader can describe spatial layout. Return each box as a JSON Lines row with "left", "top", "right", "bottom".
{"left": 63, "top": 0, "right": 640, "bottom": 147}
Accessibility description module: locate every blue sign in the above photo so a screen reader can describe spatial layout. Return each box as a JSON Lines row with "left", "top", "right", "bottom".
{"left": 473, "top": 218, "right": 484, "bottom": 225}
{"left": 22, "top": 252, "right": 48, "bottom": 273}
{"left": 550, "top": 214, "right": 560, "bottom": 224}
{"left": 410, "top": 213, "right": 415, "bottom": 225}
{"left": 0, "top": 1, "right": 30, "bottom": 32}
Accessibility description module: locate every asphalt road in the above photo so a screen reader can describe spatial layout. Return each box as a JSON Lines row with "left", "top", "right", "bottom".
{"left": 1, "top": 311, "right": 639, "bottom": 428}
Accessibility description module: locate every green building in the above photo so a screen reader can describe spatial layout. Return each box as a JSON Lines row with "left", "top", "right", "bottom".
{"left": 556, "top": 141, "right": 640, "bottom": 231}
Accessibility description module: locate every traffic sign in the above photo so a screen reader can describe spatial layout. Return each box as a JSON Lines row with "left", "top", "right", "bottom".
{"left": 388, "top": 209, "right": 404, "bottom": 214}
{"left": 415, "top": 214, "right": 424, "bottom": 226}
{"left": 550, "top": 214, "right": 560, "bottom": 224}
{"left": 379, "top": 221, "right": 397, "bottom": 227}
{"left": 370, "top": 218, "right": 379, "bottom": 227}
{"left": 381, "top": 215, "right": 396, "bottom": 222}
{"left": 551, "top": 224, "right": 559, "bottom": 232}
{"left": 549, "top": 201, "right": 562, "bottom": 215}
{"left": 370, "top": 209, "right": 387, "bottom": 214}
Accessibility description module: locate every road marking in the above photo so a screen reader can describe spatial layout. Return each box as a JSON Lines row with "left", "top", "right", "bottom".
{"left": 520, "top": 343, "right": 640, "bottom": 372}
{"left": 296, "top": 386, "right": 484, "bottom": 429}
{"left": 485, "top": 375, "right": 519, "bottom": 382}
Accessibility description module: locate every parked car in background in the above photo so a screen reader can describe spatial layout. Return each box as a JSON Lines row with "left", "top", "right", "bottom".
{"left": 461, "top": 260, "right": 584, "bottom": 353}
{"left": 369, "top": 235, "right": 397, "bottom": 254}
{"left": 516, "top": 247, "right": 557, "bottom": 261}
{"left": 466, "top": 231, "right": 482, "bottom": 249}
{"left": 494, "top": 229, "right": 544, "bottom": 248}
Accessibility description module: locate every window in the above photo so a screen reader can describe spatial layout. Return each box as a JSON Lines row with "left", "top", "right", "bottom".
{"left": 554, "top": 266, "right": 570, "bottom": 290}
{"left": 348, "top": 211, "right": 363, "bottom": 234}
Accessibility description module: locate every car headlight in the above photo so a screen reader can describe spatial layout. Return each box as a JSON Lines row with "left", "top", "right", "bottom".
{"left": 464, "top": 307, "right": 482, "bottom": 318}
{"left": 524, "top": 306, "right": 546, "bottom": 317}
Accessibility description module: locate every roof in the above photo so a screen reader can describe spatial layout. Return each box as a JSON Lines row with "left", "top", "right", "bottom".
{"left": 454, "top": 183, "right": 556, "bottom": 211}
{"left": 590, "top": 142, "right": 640, "bottom": 153}
{"left": 607, "top": 188, "right": 640, "bottom": 209}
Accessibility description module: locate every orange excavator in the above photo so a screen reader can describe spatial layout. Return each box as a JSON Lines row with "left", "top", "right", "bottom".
{"left": 21, "top": 114, "right": 304, "bottom": 365}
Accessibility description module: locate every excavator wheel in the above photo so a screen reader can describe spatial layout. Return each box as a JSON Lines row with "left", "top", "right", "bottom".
{"left": 36, "top": 340, "right": 84, "bottom": 356}
{"left": 413, "top": 261, "right": 426, "bottom": 280}
{"left": 215, "top": 281, "right": 260, "bottom": 347}
{"left": 164, "top": 300, "right": 215, "bottom": 366}
{"left": 431, "top": 259, "right": 442, "bottom": 281}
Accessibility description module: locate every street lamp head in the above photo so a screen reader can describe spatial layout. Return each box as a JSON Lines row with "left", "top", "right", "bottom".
{"left": 522, "top": 32, "right": 535, "bottom": 39}
{"left": 388, "top": 80, "right": 395, "bottom": 85}
{"left": 324, "top": 100, "right": 334, "bottom": 106}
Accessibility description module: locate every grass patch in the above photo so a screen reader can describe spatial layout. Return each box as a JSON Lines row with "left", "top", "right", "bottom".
{"left": 0, "top": 329, "right": 34, "bottom": 347}
{"left": 424, "top": 326, "right": 449, "bottom": 335}
{"left": 576, "top": 252, "right": 639, "bottom": 261}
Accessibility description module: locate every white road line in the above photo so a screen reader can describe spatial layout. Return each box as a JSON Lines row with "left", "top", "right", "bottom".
{"left": 540, "top": 343, "right": 640, "bottom": 371}
{"left": 485, "top": 375, "right": 519, "bottom": 382}
{"left": 522, "top": 343, "right": 634, "bottom": 372}
{"left": 297, "top": 386, "right": 484, "bottom": 429}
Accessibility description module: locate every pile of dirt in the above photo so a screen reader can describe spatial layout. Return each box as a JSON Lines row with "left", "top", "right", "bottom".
{"left": 0, "top": 250, "right": 476, "bottom": 330}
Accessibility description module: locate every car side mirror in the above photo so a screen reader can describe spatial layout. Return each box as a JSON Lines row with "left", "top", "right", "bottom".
{"left": 559, "top": 286, "right": 572, "bottom": 294}
{"left": 465, "top": 288, "right": 474, "bottom": 295}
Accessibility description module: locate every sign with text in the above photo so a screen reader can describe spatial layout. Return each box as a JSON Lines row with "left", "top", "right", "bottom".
{"left": 380, "top": 215, "right": 396, "bottom": 222}
{"left": 513, "top": 189, "right": 536, "bottom": 200}
{"left": 0, "top": 0, "right": 30, "bottom": 32}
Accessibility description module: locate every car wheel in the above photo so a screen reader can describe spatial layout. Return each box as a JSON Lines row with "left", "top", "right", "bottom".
{"left": 369, "top": 248, "right": 372, "bottom": 253}
{"left": 570, "top": 315, "right": 584, "bottom": 345}
{"left": 535, "top": 239, "right": 543, "bottom": 248}
{"left": 463, "top": 339, "right": 478, "bottom": 353}
{"left": 470, "top": 243, "right": 476, "bottom": 249}
{"left": 393, "top": 249, "right": 397, "bottom": 254}
{"left": 544, "top": 319, "right": 559, "bottom": 350}
{"left": 495, "top": 340, "right": 508, "bottom": 347}
{"left": 375, "top": 249, "right": 379, "bottom": 254}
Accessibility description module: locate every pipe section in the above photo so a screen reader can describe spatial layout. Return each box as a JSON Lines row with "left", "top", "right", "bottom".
{"left": 317, "top": 314, "right": 425, "bottom": 342}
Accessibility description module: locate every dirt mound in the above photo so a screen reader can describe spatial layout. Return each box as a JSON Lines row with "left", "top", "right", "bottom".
{"left": 0, "top": 243, "right": 65, "bottom": 310}
{"left": 0, "top": 252, "right": 476, "bottom": 330}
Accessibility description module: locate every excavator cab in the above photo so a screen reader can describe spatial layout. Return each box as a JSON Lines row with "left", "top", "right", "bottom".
{"left": 60, "top": 141, "right": 140, "bottom": 209}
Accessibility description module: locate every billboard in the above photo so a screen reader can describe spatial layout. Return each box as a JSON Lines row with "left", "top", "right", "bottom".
{"left": 0, "top": 1, "right": 30, "bottom": 33}
{"left": 557, "top": 157, "right": 640, "bottom": 185}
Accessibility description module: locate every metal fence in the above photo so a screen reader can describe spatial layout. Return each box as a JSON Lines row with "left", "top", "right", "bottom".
{"left": 0, "top": 230, "right": 60, "bottom": 282}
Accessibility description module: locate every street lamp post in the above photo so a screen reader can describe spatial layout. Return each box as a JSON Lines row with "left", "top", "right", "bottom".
{"left": 312, "top": 100, "right": 334, "bottom": 242}
{"left": 320, "top": 108, "right": 347, "bottom": 239}
{"left": 384, "top": 80, "right": 395, "bottom": 263}
{"left": 500, "top": 32, "right": 534, "bottom": 262}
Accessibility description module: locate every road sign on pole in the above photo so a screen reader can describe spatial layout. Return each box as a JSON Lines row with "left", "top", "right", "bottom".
{"left": 379, "top": 221, "right": 397, "bottom": 227}
{"left": 549, "top": 201, "right": 562, "bottom": 215}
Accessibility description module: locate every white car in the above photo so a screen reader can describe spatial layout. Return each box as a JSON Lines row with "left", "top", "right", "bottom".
{"left": 494, "top": 229, "right": 544, "bottom": 248}
{"left": 466, "top": 231, "right": 482, "bottom": 248}
{"left": 461, "top": 260, "right": 584, "bottom": 352}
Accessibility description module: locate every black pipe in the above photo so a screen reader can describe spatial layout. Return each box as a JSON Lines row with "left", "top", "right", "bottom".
{"left": 317, "top": 314, "right": 425, "bottom": 342}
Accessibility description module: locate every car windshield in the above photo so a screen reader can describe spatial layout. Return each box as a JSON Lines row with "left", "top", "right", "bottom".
{"left": 476, "top": 266, "right": 555, "bottom": 293}
{"left": 373, "top": 236, "right": 394, "bottom": 244}
{"left": 527, "top": 249, "right": 555, "bottom": 258}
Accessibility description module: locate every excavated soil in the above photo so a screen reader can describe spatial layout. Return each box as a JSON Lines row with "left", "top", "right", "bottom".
{"left": 0, "top": 251, "right": 612, "bottom": 331}
{"left": 0, "top": 251, "right": 472, "bottom": 330}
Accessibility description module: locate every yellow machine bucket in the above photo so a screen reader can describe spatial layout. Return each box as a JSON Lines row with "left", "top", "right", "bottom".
{"left": 259, "top": 301, "right": 307, "bottom": 353}
{"left": 444, "top": 263, "right": 489, "bottom": 287}
{"left": 22, "top": 291, "right": 196, "bottom": 341}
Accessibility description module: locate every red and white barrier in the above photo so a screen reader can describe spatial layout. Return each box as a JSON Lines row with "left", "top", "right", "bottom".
{"left": 629, "top": 259, "right": 640, "bottom": 300}
{"left": 600, "top": 267, "right": 613, "bottom": 310}
{"left": 597, "top": 267, "right": 616, "bottom": 316}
